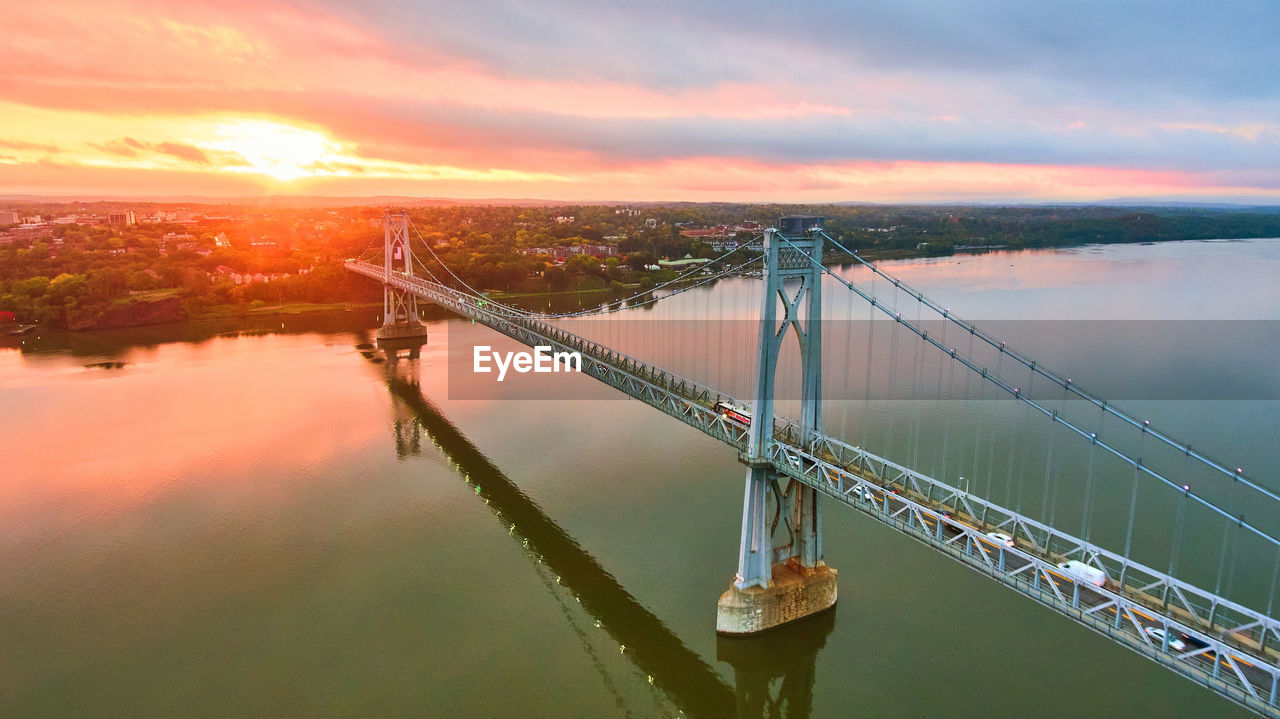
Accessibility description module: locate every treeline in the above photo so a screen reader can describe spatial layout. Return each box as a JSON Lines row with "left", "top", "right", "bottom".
{"left": 0, "top": 213, "right": 380, "bottom": 327}
{"left": 3, "top": 201, "right": 1280, "bottom": 329}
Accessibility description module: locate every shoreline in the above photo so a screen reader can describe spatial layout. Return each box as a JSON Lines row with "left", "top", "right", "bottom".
{"left": 7, "top": 236, "right": 1275, "bottom": 336}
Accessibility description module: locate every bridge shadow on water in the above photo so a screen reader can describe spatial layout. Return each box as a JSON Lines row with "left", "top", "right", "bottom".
{"left": 356, "top": 334, "right": 836, "bottom": 718}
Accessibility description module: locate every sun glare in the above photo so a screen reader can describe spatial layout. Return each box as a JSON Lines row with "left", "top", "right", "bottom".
{"left": 205, "top": 120, "right": 337, "bottom": 181}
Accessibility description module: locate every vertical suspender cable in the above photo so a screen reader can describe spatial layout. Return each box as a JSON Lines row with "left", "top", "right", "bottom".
{"left": 1267, "top": 548, "right": 1280, "bottom": 618}
{"left": 1121, "top": 463, "right": 1141, "bottom": 589}
{"left": 1081, "top": 440, "right": 1098, "bottom": 542}
{"left": 910, "top": 295, "right": 924, "bottom": 470}
{"left": 862, "top": 300, "right": 875, "bottom": 451}
{"left": 840, "top": 277, "right": 854, "bottom": 442}
{"left": 887, "top": 309, "right": 901, "bottom": 459}
{"left": 1167, "top": 489, "right": 1188, "bottom": 606}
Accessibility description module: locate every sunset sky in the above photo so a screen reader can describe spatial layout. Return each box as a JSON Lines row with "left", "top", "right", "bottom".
{"left": 3, "top": 0, "right": 1279, "bottom": 203}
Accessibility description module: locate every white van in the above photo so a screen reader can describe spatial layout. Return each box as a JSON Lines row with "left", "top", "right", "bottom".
{"left": 1056, "top": 560, "right": 1106, "bottom": 587}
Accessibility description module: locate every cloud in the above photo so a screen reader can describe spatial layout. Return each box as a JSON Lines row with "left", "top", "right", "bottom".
{"left": 87, "top": 137, "right": 211, "bottom": 165}
{"left": 0, "top": 0, "right": 1278, "bottom": 200}
{"left": 156, "top": 142, "right": 211, "bottom": 164}
{"left": 301, "top": 0, "right": 1280, "bottom": 107}
{"left": 0, "top": 139, "right": 60, "bottom": 153}
{"left": 91, "top": 139, "right": 141, "bottom": 157}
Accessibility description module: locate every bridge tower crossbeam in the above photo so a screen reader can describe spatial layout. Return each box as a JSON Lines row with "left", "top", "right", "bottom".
{"left": 717, "top": 217, "right": 837, "bottom": 635}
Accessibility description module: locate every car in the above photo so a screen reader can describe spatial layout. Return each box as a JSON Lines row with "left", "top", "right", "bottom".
{"left": 1180, "top": 633, "right": 1210, "bottom": 651}
{"left": 1144, "top": 627, "right": 1187, "bottom": 652}
{"left": 985, "top": 531, "right": 1014, "bottom": 547}
{"left": 713, "top": 401, "right": 751, "bottom": 426}
{"left": 853, "top": 485, "right": 875, "bottom": 502}
{"left": 1056, "top": 560, "right": 1107, "bottom": 587}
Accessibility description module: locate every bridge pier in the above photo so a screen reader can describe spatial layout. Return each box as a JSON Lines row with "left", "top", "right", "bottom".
{"left": 717, "top": 559, "right": 837, "bottom": 635}
{"left": 376, "top": 315, "right": 428, "bottom": 360}
{"left": 717, "top": 467, "right": 837, "bottom": 634}
{"left": 718, "top": 218, "right": 837, "bottom": 635}
{"left": 377, "top": 210, "right": 429, "bottom": 359}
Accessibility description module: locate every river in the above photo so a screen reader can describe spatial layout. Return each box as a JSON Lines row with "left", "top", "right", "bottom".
{"left": 3, "top": 238, "right": 1278, "bottom": 717}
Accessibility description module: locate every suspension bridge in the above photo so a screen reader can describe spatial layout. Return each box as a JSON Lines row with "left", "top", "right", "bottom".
{"left": 347, "top": 211, "right": 1280, "bottom": 717}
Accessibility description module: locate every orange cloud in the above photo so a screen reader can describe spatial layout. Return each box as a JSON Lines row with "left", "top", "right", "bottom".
{"left": 2, "top": 0, "right": 1279, "bottom": 201}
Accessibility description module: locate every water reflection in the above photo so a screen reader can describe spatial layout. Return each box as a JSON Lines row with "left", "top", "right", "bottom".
{"left": 718, "top": 612, "right": 836, "bottom": 719}
{"left": 367, "top": 344, "right": 834, "bottom": 718}
{"left": 0, "top": 308, "right": 387, "bottom": 360}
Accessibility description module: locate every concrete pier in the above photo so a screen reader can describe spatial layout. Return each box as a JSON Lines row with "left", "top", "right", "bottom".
{"left": 716, "top": 562, "right": 837, "bottom": 635}
{"left": 376, "top": 321, "right": 429, "bottom": 341}
{"left": 377, "top": 322, "right": 429, "bottom": 360}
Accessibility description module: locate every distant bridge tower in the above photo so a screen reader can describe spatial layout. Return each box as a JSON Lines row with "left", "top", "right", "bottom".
{"left": 377, "top": 210, "right": 429, "bottom": 359}
{"left": 717, "top": 216, "right": 837, "bottom": 634}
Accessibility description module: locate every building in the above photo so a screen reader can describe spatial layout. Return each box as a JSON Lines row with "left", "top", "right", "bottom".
{"left": 107, "top": 210, "right": 136, "bottom": 226}
{"left": 707, "top": 239, "right": 742, "bottom": 252}
{"left": 211, "top": 267, "right": 312, "bottom": 285}
{"left": 0, "top": 211, "right": 18, "bottom": 225}
{"left": 658, "top": 255, "right": 710, "bottom": 269}
{"left": 679, "top": 220, "right": 763, "bottom": 240}
{"left": 0, "top": 225, "right": 53, "bottom": 244}
{"left": 520, "top": 244, "right": 618, "bottom": 259}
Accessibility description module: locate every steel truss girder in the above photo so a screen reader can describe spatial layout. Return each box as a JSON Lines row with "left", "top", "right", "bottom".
{"left": 769, "top": 435, "right": 1280, "bottom": 717}
{"left": 346, "top": 260, "right": 1280, "bottom": 718}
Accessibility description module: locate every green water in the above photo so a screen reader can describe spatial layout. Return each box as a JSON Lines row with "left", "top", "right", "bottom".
{"left": 3, "top": 239, "right": 1278, "bottom": 718}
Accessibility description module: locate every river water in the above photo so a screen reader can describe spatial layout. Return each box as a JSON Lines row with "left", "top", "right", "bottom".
{"left": 3, "top": 238, "right": 1279, "bottom": 718}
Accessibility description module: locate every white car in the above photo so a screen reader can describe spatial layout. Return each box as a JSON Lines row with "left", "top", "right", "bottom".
{"left": 985, "top": 531, "right": 1014, "bottom": 547}
{"left": 854, "top": 485, "right": 875, "bottom": 503}
{"left": 1143, "top": 627, "right": 1187, "bottom": 652}
{"left": 1056, "top": 560, "right": 1107, "bottom": 587}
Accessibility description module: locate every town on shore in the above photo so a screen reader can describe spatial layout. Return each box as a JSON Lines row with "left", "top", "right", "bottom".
{"left": 3, "top": 200, "right": 1279, "bottom": 332}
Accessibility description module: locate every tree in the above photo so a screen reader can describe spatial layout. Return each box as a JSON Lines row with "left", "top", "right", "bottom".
{"left": 565, "top": 254, "right": 599, "bottom": 275}
{"left": 625, "top": 251, "right": 656, "bottom": 268}
{"left": 48, "top": 273, "right": 87, "bottom": 301}
{"left": 12, "top": 276, "right": 51, "bottom": 298}
{"left": 545, "top": 266, "right": 570, "bottom": 291}
{"left": 128, "top": 270, "right": 160, "bottom": 291}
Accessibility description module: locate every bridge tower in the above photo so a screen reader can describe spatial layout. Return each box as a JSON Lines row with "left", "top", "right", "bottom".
{"left": 377, "top": 210, "right": 429, "bottom": 359}
{"left": 717, "top": 216, "right": 837, "bottom": 634}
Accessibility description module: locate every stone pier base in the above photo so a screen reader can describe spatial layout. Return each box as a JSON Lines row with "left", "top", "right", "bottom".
{"left": 376, "top": 322, "right": 429, "bottom": 341}
{"left": 716, "top": 563, "right": 837, "bottom": 635}
{"left": 377, "top": 323, "right": 429, "bottom": 360}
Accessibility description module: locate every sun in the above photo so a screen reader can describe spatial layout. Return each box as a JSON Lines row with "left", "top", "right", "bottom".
{"left": 205, "top": 119, "right": 338, "bottom": 181}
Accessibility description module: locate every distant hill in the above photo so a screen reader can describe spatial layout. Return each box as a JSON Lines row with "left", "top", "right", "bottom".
{"left": 0, "top": 194, "right": 585, "bottom": 208}
{"left": 2, "top": 193, "right": 1277, "bottom": 213}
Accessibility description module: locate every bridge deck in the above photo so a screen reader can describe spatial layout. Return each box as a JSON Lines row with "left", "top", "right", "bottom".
{"left": 350, "top": 260, "right": 1280, "bottom": 717}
